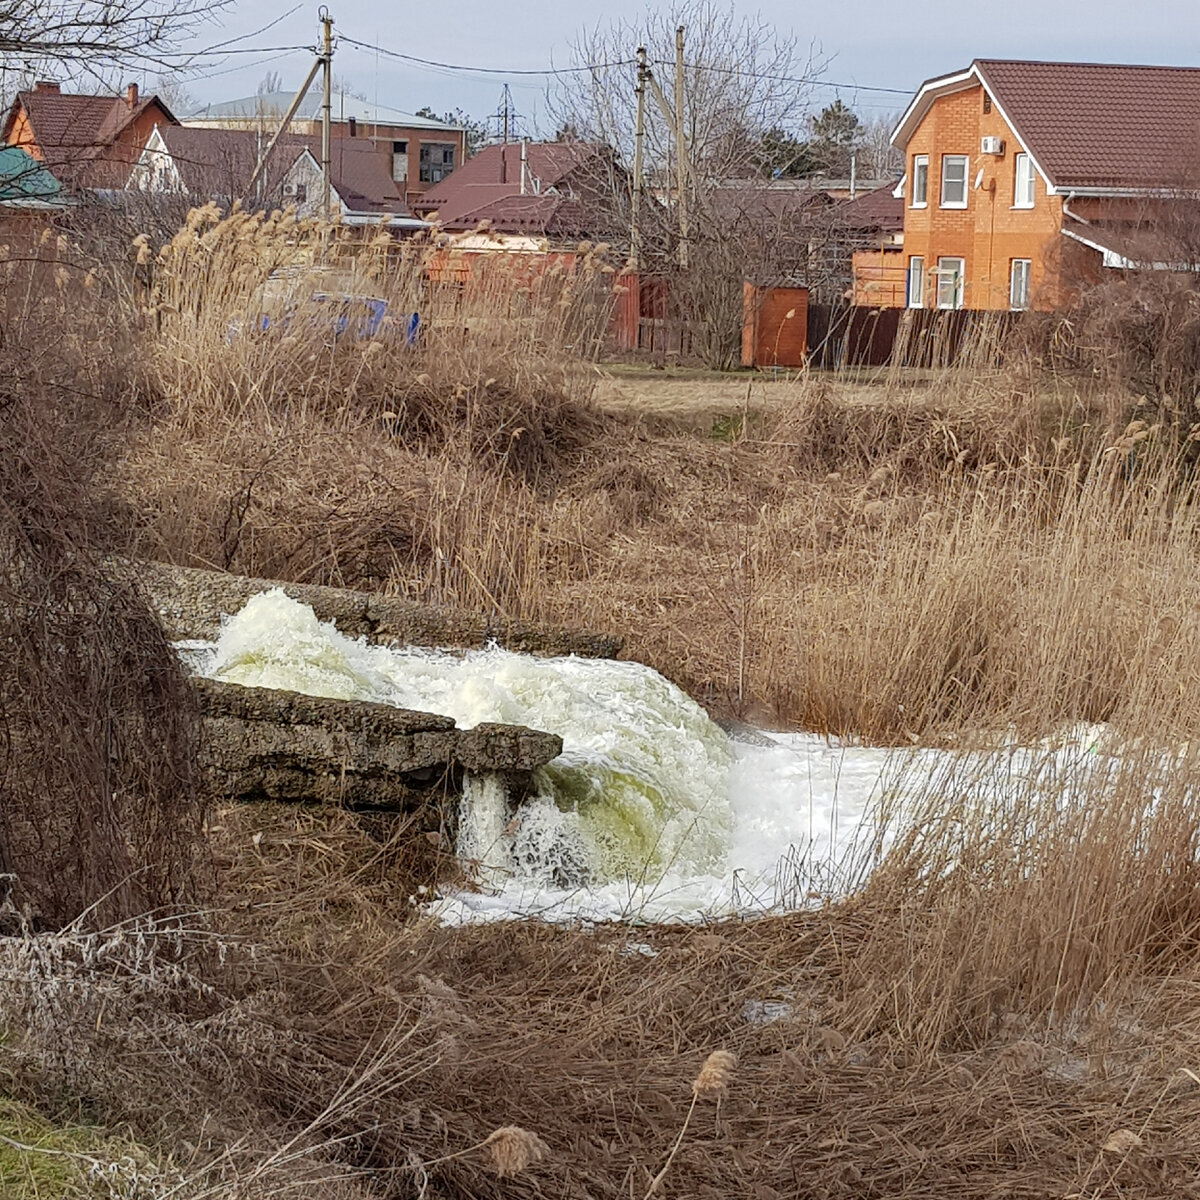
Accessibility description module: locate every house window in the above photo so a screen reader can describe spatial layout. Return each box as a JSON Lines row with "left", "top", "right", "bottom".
{"left": 419, "top": 142, "right": 456, "bottom": 184}
{"left": 907, "top": 256, "right": 925, "bottom": 308}
{"left": 983, "top": 93, "right": 992, "bottom": 114}
{"left": 911, "top": 155, "right": 928, "bottom": 207}
{"left": 392, "top": 140, "right": 408, "bottom": 183}
{"left": 940, "top": 155, "right": 969, "bottom": 208}
{"left": 1013, "top": 152, "right": 1035, "bottom": 208}
{"left": 936, "top": 256, "right": 965, "bottom": 309}
{"left": 1010, "top": 259, "right": 1031, "bottom": 309}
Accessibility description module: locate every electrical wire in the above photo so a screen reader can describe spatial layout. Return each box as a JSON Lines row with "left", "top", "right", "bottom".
{"left": 337, "top": 31, "right": 910, "bottom": 108}
{"left": 682, "top": 60, "right": 912, "bottom": 95}
{"left": 339, "top": 35, "right": 634, "bottom": 77}
{"left": 185, "top": 44, "right": 314, "bottom": 57}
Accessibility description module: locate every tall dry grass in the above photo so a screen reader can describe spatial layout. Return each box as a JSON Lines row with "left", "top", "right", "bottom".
{"left": 114, "top": 206, "right": 1200, "bottom": 747}
{"left": 11, "top": 205, "right": 1200, "bottom": 1193}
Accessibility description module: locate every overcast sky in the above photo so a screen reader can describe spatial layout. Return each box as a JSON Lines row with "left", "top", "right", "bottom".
{"left": 173, "top": 0, "right": 1200, "bottom": 133}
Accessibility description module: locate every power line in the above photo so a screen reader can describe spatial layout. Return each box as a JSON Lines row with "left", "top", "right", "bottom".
{"left": 186, "top": 44, "right": 314, "bottom": 58}
{"left": 197, "top": 48, "right": 308, "bottom": 81}
{"left": 339, "top": 31, "right": 910, "bottom": 105}
{"left": 339, "top": 34, "right": 634, "bottom": 77}
{"left": 681, "top": 60, "right": 912, "bottom": 95}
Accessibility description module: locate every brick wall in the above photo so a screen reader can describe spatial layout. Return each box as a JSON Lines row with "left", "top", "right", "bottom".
{"left": 851, "top": 248, "right": 907, "bottom": 307}
{"left": 900, "top": 84, "right": 1064, "bottom": 311}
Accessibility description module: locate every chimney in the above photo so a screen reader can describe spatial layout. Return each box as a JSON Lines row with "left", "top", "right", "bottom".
{"left": 125, "top": 82, "right": 138, "bottom": 109}
{"left": 33, "top": 80, "right": 60, "bottom": 94}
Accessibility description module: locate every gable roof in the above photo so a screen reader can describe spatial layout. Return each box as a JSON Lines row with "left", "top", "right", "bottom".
{"left": 417, "top": 141, "right": 607, "bottom": 232}
{"left": 708, "top": 179, "right": 836, "bottom": 221}
{"left": 137, "top": 124, "right": 410, "bottom": 215}
{"left": 837, "top": 183, "right": 904, "bottom": 232}
{"left": 4, "top": 84, "right": 177, "bottom": 181}
{"left": 149, "top": 125, "right": 266, "bottom": 198}
{"left": 892, "top": 58, "right": 1200, "bottom": 195}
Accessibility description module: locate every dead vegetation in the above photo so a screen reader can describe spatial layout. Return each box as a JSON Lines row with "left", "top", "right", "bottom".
{"left": 6, "top": 208, "right": 1200, "bottom": 1196}
{"left": 8, "top": 807, "right": 1200, "bottom": 1199}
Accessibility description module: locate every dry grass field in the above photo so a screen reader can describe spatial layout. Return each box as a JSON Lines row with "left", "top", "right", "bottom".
{"left": 3, "top": 211, "right": 1200, "bottom": 1197}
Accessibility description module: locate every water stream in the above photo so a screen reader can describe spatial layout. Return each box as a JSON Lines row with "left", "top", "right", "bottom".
{"left": 188, "top": 590, "right": 1111, "bottom": 925}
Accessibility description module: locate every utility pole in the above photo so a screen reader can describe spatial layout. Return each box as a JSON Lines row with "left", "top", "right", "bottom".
{"left": 241, "top": 53, "right": 323, "bottom": 204}
{"left": 320, "top": 7, "right": 333, "bottom": 220}
{"left": 674, "top": 26, "right": 688, "bottom": 269}
{"left": 643, "top": 45, "right": 697, "bottom": 268}
{"left": 631, "top": 46, "right": 647, "bottom": 271}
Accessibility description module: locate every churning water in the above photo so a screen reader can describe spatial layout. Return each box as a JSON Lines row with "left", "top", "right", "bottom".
{"left": 190, "top": 590, "right": 1103, "bottom": 925}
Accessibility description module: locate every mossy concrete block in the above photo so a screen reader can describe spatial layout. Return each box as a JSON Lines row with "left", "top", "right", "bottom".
{"left": 138, "top": 560, "right": 622, "bottom": 658}
{"left": 194, "top": 678, "right": 563, "bottom": 815}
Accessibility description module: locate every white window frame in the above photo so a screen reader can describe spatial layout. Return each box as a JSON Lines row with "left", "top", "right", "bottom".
{"left": 911, "top": 155, "right": 928, "bottom": 207}
{"left": 936, "top": 256, "right": 965, "bottom": 310}
{"left": 392, "top": 140, "right": 408, "bottom": 183}
{"left": 1010, "top": 258, "right": 1031, "bottom": 310}
{"left": 1013, "top": 152, "right": 1034, "bottom": 209}
{"left": 907, "top": 256, "right": 925, "bottom": 308}
{"left": 940, "top": 154, "right": 969, "bottom": 209}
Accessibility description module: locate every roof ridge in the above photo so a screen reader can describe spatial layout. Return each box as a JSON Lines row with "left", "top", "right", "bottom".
{"left": 975, "top": 56, "right": 1200, "bottom": 72}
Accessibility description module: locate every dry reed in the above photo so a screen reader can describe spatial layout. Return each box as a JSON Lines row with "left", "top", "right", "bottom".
{"left": 7, "top": 206, "right": 1200, "bottom": 1199}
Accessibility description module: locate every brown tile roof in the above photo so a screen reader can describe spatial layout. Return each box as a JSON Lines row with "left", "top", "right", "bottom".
{"left": 837, "top": 183, "right": 904, "bottom": 232}
{"left": 1062, "top": 209, "right": 1200, "bottom": 267}
{"left": 322, "top": 139, "right": 407, "bottom": 213}
{"left": 153, "top": 126, "right": 266, "bottom": 198}
{"left": 420, "top": 142, "right": 598, "bottom": 209}
{"left": 706, "top": 181, "right": 833, "bottom": 225}
{"left": 416, "top": 141, "right": 613, "bottom": 233}
{"left": 976, "top": 60, "right": 1200, "bottom": 191}
{"left": 897, "top": 59, "right": 1200, "bottom": 193}
{"left": 151, "top": 125, "right": 408, "bottom": 213}
{"left": 438, "top": 192, "right": 594, "bottom": 236}
{"left": 4, "top": 86, "right": 176, "bottom": 183}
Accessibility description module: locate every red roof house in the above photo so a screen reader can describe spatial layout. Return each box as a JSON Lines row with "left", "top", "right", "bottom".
{"left": 128, "top": 124, "right": 425, "bottom": 227}
{"left": 886, "top": 59, "right": 1200, "bottom": 311}
{"left": 414, "top": 141, "right": 613, "bottom": 236}
{"left": 3, "top": 80, "right": 177, "bottom": 189}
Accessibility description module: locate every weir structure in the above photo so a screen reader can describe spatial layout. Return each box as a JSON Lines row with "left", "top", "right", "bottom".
{"left": 139, "top": 563, "right": 620, "bottom": 823}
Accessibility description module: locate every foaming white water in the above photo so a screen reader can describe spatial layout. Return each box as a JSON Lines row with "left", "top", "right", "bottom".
{"left": 200, "top": 590, "right": 732, "bottom": 885}
{"left": 191, "top": 590, "right": 1116, "bottom": 926}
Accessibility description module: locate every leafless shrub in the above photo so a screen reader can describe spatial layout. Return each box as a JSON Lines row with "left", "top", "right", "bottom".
{"left": 1028, "top": 197, "right": 1200, "bottom": 404}
{"left": 0, "top": 238, "right": 203, "bottom": 929}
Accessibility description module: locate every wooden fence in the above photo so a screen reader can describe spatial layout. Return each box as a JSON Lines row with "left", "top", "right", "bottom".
{"left": 805, "top": 305, "right": 1022, "bottom": 370}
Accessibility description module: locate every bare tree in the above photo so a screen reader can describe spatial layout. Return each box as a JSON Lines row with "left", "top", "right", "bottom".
{"left": 548, "top": 0, "right": 838, "bottom": 367}
{"left": 551, "top": 2, "right": 822, "bottom": 191}
{"left": 257, "top": 69, "right": 285, "bottom": 96}
{"left": 0, "top": 0, "right": 223, "bottom": 77}
{"left": 152, "top": 71, "right": 196, "bottom": 115}
{"left": 858, "top": 113, "right": 904, "bottom": 181}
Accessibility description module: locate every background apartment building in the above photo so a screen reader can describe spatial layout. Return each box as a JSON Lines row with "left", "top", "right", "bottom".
{"left": 183, "top": 89, "right": 466, "bottom": 207}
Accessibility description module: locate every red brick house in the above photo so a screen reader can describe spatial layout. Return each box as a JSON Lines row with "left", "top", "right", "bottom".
{"left": 3, "top": 80, "right": 176, "bottom": 190}
{"left": 883, "top": 59, "right": 1200, "bottom": 311}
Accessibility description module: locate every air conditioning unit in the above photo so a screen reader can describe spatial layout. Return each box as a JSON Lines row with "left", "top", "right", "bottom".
{"left": 980, "top": 136, "right": 1004, "bottom": 155}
